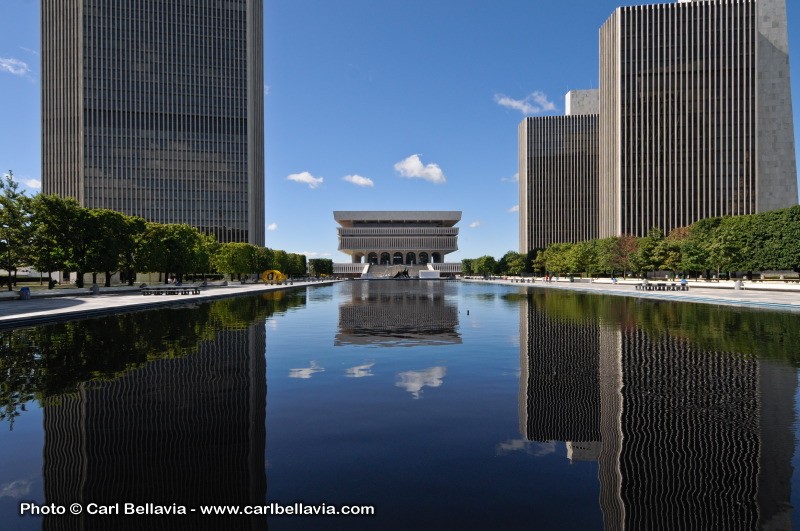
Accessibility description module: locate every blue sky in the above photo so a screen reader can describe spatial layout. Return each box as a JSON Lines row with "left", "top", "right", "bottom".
{"left": 1, "top": 0, "right": 799, "bottom": 262}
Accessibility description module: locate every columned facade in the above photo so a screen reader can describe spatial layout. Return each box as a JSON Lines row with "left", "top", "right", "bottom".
{"left": 334, "top": 211, "right": 461, "bottom": 266}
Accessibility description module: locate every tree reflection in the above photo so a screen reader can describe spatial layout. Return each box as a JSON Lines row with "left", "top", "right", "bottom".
{"left": 527, "top": 289, "right": 800, "bottom": 365}
{"left": 0, "top": 290, "right": 306, "bottom": 428}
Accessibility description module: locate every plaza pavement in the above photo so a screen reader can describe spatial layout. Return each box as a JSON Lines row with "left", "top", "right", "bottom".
{"left": 0, "top": 280, "right": 340, "bottom": 329}
{"left": 462, "top": 277, "right": 800, "bottom": 314}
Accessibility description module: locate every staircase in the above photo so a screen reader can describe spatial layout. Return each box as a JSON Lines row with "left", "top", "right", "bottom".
{"left": 362, "top": 265, "right": 429, "bottom": 278}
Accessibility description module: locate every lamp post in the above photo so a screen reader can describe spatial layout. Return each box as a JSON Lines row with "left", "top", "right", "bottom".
{"left": 0, "top": 233, "right": 9, "bottom": 291}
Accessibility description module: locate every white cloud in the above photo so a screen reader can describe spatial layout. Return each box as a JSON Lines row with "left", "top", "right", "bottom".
{"left": 396, "top": 366, "right": 447, "bottom": 399}
{"left": 494, "top": 91, "right": 556, "bottom": 115}
{"left": 0, "top": 57, "right": 30, "bottom": 76}
{"left": 345, "top": 363, "right": 375, "bottom": 378}
{"left": 299, "top": 251, "right": 333, "bottom": 258}
{"left": 508, "top": 205, "right": 519, "bottom": 213}
{"left": 266, "top": 222, "right": 278, "bottom": 231}
{"left": 343, "top": 174, "right": 374, "bottom": 187}
{"left": 468, "top": 221, "right": 481, "bottom": 228}
{"left": 289, "top": 361, "right": 325, "bottom": 379}
{"left": 19, "top": 47, "right": 38, "bottom": 56}
{"left": 264, "top": 84, "right": 270, "bottom": 95}
{"left": 287, "top": 171, "right": 323, "bottom": 189}
{"left": 2, "top": 173, "right": 40, "bottom": 190}
{"left": 501, "top": 172, "right": 519, "bottom": 183}
{"left": 394, "top": 154, "right": 446, "bottom": 184}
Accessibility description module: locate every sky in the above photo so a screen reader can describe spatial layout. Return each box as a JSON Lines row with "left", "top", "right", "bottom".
{"left": 1, "top": 0, "right": 799, "bottom": 263}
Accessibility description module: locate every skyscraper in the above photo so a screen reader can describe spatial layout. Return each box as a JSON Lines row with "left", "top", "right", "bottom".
{"left": 598, "top": 0, "right": 797, "bottom": 238}
{"left": 42, "top": 1, "right": 265, "bottom": 245}
{"left": 519, "top": 91, "right": 599, "bottom": 253}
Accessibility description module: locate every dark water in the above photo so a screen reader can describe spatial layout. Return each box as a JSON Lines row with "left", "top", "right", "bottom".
{"left": 1, "top": 281, "right": 799, "bottom": 530}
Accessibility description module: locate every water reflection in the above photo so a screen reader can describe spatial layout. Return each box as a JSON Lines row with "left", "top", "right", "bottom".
{"left": 396, "top": 367, "right": 448, "bottom": 399}
{"left": 345, "top": 363, "right": 375, "bottom": 378}
{"left": 0, "top": 291, "right": 306, "bottom": 530}
{"left": 335, "top": 281, "right": 461, "bottom": 347}
{"left": 289, "top": 361, "right": 325, "bottom": 379}
{"left": 519, "top": 291, "right": 797, "bottom": 529}
{"left": 43, "top": 325, "right": 267, "bottom": 531}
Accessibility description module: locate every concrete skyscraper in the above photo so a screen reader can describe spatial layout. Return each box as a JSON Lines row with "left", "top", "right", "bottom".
{"left": 519, "top": 0, "right": 797, "bottom": 251}
{"left": 42, "top": 1, "right": 265, "bottom": 245}
{"left": 519, "top": 91, "right": 599, "bottom": 253}
{"left": 598, "top": 0, "right": 797, "bottom": 238}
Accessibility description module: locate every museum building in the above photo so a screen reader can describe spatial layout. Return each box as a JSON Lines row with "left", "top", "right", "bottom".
{"left": 333, "top": 211, "right": 462, "bottom": 277}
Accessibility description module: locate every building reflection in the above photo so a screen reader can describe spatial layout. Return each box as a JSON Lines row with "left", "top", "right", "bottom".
{"left": 42, "top": 322, "right": 268, "bottom": 531}
{"left": 336, "top": 281, "right": 461, "bottom": 347}
{"left": 519, "top": 293, "right": 795, "bottom": 530}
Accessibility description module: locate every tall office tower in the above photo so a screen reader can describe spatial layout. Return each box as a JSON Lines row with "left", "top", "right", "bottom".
{"left": 42, "top": 1, "right": 265, "bottom": 245}
{"left": 519, "top": 91, "right": 599, "bottom": 253}
{"left": 598, "top": 0, "right": 797, "bottom": 238}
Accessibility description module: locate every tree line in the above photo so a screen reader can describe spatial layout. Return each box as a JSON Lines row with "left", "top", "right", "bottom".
{"left": 463, "top": 205, "right": 800, "bottom": 278}
{"left": 0, "top": 173, "right": 312, "bottom": 290}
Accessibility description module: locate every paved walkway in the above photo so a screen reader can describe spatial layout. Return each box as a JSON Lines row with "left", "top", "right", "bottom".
{"left": 463, "top": 277, "right": 800, "bottom": 314}
{"left": 0, "top": 281, "right": 339, "bottom": 329}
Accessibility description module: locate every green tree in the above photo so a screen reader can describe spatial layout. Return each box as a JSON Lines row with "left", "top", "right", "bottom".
{"left": 472, "top": 255, "right": 497, "bottom": 276}
{"left": 286, "top": 253, "right": 307, "bottom": 277}
{"left": 29, "top": 195, "right": 75, "bottom": 287}
{"left": 118, "top": 216, "right": 146, "bottom": 285}
{"left": 497, "top": 251, "right": 526, "bottom": 276}
{"left": 544, "top": 243, "right": 572, "bottom": 275}
{"left": 308, "top": 258, "right": 333, "bottom": 277}
{"left": 213, "top": 242, "right": 256, "bottom": 280}
{"left": 137, "top": 223, "right": 205, "bottom": 282}
{"left": 461, "top": 258, "right": 474, "bottom": 275}
{"left": 680, "top": 217, "right": 720, "bottom": 277}
{"left": 29, "top": 195, "right": 93, "bottom": 287}
{"left": 505, "top": 252, "right": 527, "bottom": 276}
{"left": 567, "top": 241, "right": 596, "bottom": 276}
{"left": 658, "top": 227, "right": 689, "bottom": 277}
{"left": 254, "top": 246, "right": 274, "bottom": 273}
{"left": 634, "top": 228, "right": 665, "bottom": 276}
{"left": 85, "top": 209, "right": 130, "bottom": 286}
{"left": 272, "top": 250, "right": 290, "bottom": 274}
{"left": 0, "top": 171, "right": 33, "bottom": 290}
{"left": 593, "top": 238, "right": 617, "bottom": 276}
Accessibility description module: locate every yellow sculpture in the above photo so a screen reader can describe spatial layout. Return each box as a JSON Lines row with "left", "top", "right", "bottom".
{"left": 260, "top": 270, "right": 287, "bottom": 283}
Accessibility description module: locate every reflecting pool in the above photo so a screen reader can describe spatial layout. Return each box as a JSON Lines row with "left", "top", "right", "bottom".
{"left": 1, "top": 281, "right": 799, "bottom": 530}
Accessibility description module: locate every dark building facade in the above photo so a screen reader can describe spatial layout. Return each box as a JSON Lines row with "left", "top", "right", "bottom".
{"left": 519, "top": 109, "right": 599, "bottom": 253}
{"left": 42, "top": 0, "right": 265, "bottom": 245}
{"left": 598, "top": 0, "right": 797, "bottom": 238}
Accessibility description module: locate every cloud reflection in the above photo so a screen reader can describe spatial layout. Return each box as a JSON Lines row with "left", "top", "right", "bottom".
{"left": 345, "top": 362, "right": 375, "bottom": 378}
{"left": 396, "top": 366, "right": 447, "bottom": 399}
{"left": 496, "top": 439, "right": 557, "bottom": 457}
{"left": 289, "top": 361, "right": 325, "bottom": 379}
{"left": 0, "top": 479, "right": 32, "bottom": 499}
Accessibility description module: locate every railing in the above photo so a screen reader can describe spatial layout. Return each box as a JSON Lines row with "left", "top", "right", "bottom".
{"left": 338, "top": 228, "right": 459, "bottom": 236}
{"left": 333, "top": 263, "right": 368, "bottom": 274}
{"left": 429, "top": 263, "right": 462, "bottom": 273}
